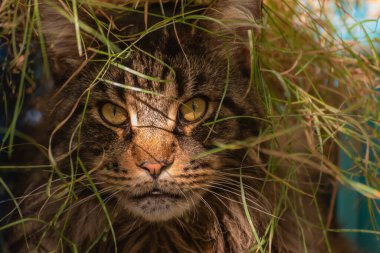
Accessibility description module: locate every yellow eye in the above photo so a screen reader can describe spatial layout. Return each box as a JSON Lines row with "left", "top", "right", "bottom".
{"left": 100, "top": 103, "right": 128, "bottom": 126}
{"left": 179, "top": 97, "right": 207, "bottom": 122}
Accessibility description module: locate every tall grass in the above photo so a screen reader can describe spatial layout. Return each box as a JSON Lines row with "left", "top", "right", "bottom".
{"left": 0, "top": 0, "right": 379, "bottom": 252}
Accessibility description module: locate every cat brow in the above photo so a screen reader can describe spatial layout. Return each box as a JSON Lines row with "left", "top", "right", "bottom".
{"left": 99, "top": 82, "right": 127, "bottom": 103}
{"left": 133, "top": 96, "right": 175, "bottom": 121}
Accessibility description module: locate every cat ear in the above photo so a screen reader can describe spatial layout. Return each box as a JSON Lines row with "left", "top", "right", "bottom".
{"left": 207, "top": 0, "right": 262, "bottom": 34}
{"left": 39, "top": 1, "right": 85, "bottom": 77}
{"left": 203, "top": 0, "right": 262, "bottom": 70}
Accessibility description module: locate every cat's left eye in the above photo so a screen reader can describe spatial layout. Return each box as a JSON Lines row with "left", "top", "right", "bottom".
{"left": 179, "top": 97, "right": 207, "bottom": 122}
{"left": 100, "top": 103, "right": 128, "bottom": 126}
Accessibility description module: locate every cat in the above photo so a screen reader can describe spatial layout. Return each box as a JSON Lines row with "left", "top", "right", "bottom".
{"left": 4, "top": 0, "right": 358, "bottom": 252}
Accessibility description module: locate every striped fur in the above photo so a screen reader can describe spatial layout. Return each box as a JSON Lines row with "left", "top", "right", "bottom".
{"left": 6, "top": 1, "right": 356, "bottom": 253}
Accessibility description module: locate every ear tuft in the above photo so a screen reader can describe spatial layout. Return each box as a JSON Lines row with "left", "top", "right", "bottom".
{"left": 202, "top": 0, "right": 262, "bottom": 72}
{"left": 206, "top": 0, "right": 262, "bottom": 39}
{"left": 39, "top": 1, "right": 84, "bottom": 76}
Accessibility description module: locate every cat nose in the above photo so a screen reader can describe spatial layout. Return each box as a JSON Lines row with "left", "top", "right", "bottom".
{"left": 138, "top": 161, "right": 171, "bottom": 178}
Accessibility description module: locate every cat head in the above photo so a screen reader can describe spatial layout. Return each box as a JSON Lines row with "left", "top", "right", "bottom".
{"left": 39, "top": 0, "right": 263, "bottom": 221}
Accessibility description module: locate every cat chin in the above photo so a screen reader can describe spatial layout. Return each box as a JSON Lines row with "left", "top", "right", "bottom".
{"left": 124, "top": 196, "right": 196, "bottom": 222}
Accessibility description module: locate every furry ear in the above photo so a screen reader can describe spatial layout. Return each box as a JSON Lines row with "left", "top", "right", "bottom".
{"left": 203, "top": 0, "right": 262, "bottom": 70}
{"left": 207, "top": 0, "right": 262, "bottom": 34}
{"left": 39, "top": 1, "right": 85, "bottom": 76}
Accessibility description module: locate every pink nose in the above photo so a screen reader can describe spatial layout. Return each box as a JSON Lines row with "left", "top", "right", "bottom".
{"left": 139, "top": 162, "right": 169, "bottom": 178}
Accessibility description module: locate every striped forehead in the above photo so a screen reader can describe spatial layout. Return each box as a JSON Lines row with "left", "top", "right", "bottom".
{"left": 126, "top": 92, "right": 177, "bottom": 129}
{"left": 122, "top": 53, "right": 182, "bottom": 129}
{"left": 124, "top": 51, "right": 181, "bottom": 96}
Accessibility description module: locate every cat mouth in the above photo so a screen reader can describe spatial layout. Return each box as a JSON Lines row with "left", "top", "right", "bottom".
{"left": 131, "top": 188, "right": 183, "bottom": 200}
{"left": 125, "top": 187, "right": 196, "bottom": 221}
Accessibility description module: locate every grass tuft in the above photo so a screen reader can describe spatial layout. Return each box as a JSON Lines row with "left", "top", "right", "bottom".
{"left": 0, "top": 0, "right": 379, "bottom": 252}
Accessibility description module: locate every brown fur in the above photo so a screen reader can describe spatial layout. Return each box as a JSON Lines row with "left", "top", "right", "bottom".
{"left": 5, "top": 1, "right": 357, "bottom": 252}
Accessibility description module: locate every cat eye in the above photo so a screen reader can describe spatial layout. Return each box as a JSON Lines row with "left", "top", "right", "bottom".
{"left": 100, "top": 103, "right": 128, "bottom": 126}
{"left": 179, "top": 97, "right": 207, "bottom": 122}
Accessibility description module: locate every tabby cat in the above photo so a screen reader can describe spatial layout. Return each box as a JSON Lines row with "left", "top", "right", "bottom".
{"left": 5, "top": 0, "right": 356, "bottom": 252}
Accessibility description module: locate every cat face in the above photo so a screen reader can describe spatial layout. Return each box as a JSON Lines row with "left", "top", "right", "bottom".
{"left": 43, "top": 2, "right": 262, "bottom": 222}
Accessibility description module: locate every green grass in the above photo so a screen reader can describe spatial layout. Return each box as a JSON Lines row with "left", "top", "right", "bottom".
{"left": 0, "top": 0, "right": 379, "bottom": 252}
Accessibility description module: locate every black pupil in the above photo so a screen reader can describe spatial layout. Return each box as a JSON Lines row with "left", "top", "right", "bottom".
{"left": 192, "top": 101, "right": 197, "bottom": 112}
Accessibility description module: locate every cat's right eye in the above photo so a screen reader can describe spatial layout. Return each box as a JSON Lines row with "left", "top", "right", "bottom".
{"left": 179, "top": 97, "right": 208, "bottom": 123}
{"left": 99, "top": 103, "right": 128, "bottom": 126}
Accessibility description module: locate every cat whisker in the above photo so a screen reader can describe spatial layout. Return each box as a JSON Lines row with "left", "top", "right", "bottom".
{"left": 194, "top": 185, "right": 275, "bottom": 218}
{"left": 211, "top": 175, "right": 271, "bottom": 202}
{"left": 216, "top": 171, "right": 268, "bottom": 181}
{"left": 60, "top": 186, "right": 117, "bottom": 214}
{"left": 205, "top": 183, "right": 272, "bottom": 215}
{"left": 164, "top": 171, "right": 197, "bottom": 211}
{"left": 189, "top": 189, "right": 227, "bottom": 247}
{"left": 0, "top": 180, "right": 92, "bottom": 224}
{"left": 22, "top": 187, "right": 118, "bottom": 240}
{"left": 91, "top": 188, "right": 123, "bottom": 217}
